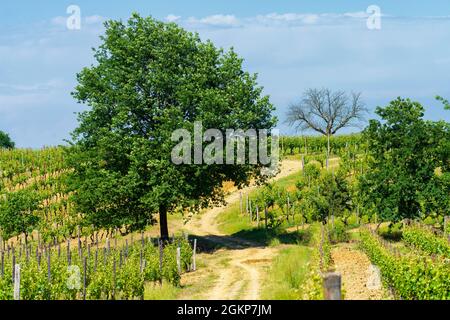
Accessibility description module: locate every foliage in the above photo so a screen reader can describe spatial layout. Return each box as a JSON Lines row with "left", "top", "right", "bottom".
{"left": 0, "top": 131, "right": 14, "bottom": 149}
{"left": 68, "top": 14, "right": 276, "bottom": 239}
{"left": 280, "top": 134, "right": 363, "bottom": 156}
{"left": 360, "top": 228, "right": 450, "bottom": 300}
{"left": 359, "top": 98, "right": 450, "bottom": 223}
{"left": 301, "top": 223, "right": 333, "bottom": 300}
{"left": 402, "top": 224, "right": 450, "bottom": 258}
{"left": 0, "top": 237, "right": 193, "bottom": 300}
{"left": 0, "top": 190, "right": 40, "bottom": 241}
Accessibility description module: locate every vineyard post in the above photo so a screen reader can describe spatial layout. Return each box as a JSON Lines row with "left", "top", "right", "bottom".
{"left": 444, "top": 216, "right": 450, "bottom": 237}
{"left": 94, "top": 249, "right": 98, "bottom": 272}
{"left": 77, "top": 226, "right": 81, "bottom": 258}
{"left": 13, "top": 264, "right": 20, "bottom": 300}
{"left": 176, "top": 246, "right": 181, "bottom": 274}
{"left": 192, "top": 239, "right": 197, "bottom": 271}
{"left": 47, "top": 246, "right": 51, "bottom": 282}
{"left": 83, "top": 256, "right": 87, "bottom": 300}
{"left": 159, "top": 240, "right": 163, "bottom": 285}
{"left": 58, "top": 242, "right": 61, "bottom": 258}
{"left": 106, "top": 238, "right": 110, "bottom": 256}
{"left": 256, "top": 205, "right": 260, "bottom": 227}
{"left": 112, "top": 258, "right": 116, "bottom": 300}
{"left": 1, "top": 251, "right": 3, "bottom": 277}
{"left": 240, "top": 192, "right": 243, "bottom": 214}
{"left": 301, "top": 155, "right": 305, "bottom": 175}
{"left": 287, "top": 196, "right": 290, "bottom": 223}
{"left": 356, "top": 204, "right": 360, "bottom": 225}
{"left": 323, "top": 272, "right": 341, "bottom": 300}
{"left": 246, "top": 195, "right": 249, "bottom": 215}
{"left": 103, "top": 247, "right": 107, "bottom": 266}
{"left": 264, "top": 206, "right": 268, "bottom": 230}
{"left": 140, "top": 249, "right": 143, "bottom": 273}
{"left": 67, "top": 239, "right": 71, "bottom": 265}
{"left": 249, "top": 200, "right": 253, "bottom": 223}
{"left": 35, "top": 247, "right": 39, "bottom": 266}
{"left": 12, "top": 255, "right": 15, "bottom": 283}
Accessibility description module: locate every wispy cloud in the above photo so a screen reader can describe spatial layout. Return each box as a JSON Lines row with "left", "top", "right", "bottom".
{"left": 165, "top": 14, "right": 181, "bottom": 23}
{"left": 186, "top": 14, "right": 240, "bottom": 28}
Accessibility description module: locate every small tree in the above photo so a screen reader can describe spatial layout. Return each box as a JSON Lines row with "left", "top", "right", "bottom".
{"left": 0, "top": 190, "right": 40, "bottom": 243}
{"left": 286, "top": 88, "right": 366, "bottom": 164}
{"left": 0, "top": 131, "right": 14, "bottom": 149}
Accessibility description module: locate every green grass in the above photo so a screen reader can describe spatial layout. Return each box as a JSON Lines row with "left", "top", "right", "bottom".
{"left": 144, "top": 281, "right": 180, "bottom": 300}
{"left": 216, "top": 169, "right": 303, "bottom": 237}
{"left": 260, "top": 245, "right": 313, "bottom": 300}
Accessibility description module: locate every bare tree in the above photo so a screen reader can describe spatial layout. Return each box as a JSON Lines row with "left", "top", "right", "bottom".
{"left": 286, "top": 88, "right": 367, "bottom": 165}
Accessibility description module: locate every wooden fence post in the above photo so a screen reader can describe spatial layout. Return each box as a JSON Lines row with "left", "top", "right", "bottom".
{"left": 83, "top": 256, "right": 87, "bottom": 300}
{"left": 264, "top": 206, "right": 268, "bottom": 230}
{"left": 176, "top": 246, "right": 181, "bottom": 274}
{"left": 444, "top": 216, "right": 450, "bottom": 237}
{"left": 159, "top": 240, "right": 163, "bottom": 285}
{"left": 14, "top": 264, "right": 20, "bottom": 300}
{"left": 256, "top": 206, "right": 260, "bottom": 227}
{"left": 323, "top": 272, "right": 341, "bottom": 300}
{"left": 240, "top": 192, "right": 243, "bottom": 214}
{"left": 47, "top": 249, "right": 51, "bottom": 282}
{"left": 192, "top": 239, "right": 197, "bottom": 271}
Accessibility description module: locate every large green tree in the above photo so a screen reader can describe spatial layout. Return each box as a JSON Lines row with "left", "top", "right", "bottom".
{"left": 0, "top": 131, "right": 14, "bottom": 149}
{"left": 359, "top": 98, "right": 450, "bottom": 224}
{"left": 68, "top": 14, "right": 276, "bottom": 239}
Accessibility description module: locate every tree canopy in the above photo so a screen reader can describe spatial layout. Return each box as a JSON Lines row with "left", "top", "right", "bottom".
{"left": 68, "top": 14, "right": 277, "bottom": 239}
{"left": 0, "top": 131, "right": 15, "bottom": 149}
{"left": 358, "top": 97, "right": 450, "bottom": 224}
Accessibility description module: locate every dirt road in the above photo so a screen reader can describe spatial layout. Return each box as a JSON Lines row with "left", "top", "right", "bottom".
{"left": 331, "top": 243, "right": 390, "bottom": 300}
{"left": 183, "top": 159, "right": 301, "bottom": 300}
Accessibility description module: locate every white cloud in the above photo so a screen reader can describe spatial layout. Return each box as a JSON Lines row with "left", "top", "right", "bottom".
{"left": 343, "top": 12, "right": 370, "bottom": 19}
{"left": 0, "top": 79, "right": 66, "bottom": 93}
{"left": 255, "top": 13, "right": 319, "bottom": 25}
{"left": 165, "top": 14, "right": 181, "bottom": 23}
{"left": 187, "top": 14, "right": 240, "bottom": 27}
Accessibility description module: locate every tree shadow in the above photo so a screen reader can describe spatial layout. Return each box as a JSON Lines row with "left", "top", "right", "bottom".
{"left": 190, "top": 227, "right": 311, "bottom": 254}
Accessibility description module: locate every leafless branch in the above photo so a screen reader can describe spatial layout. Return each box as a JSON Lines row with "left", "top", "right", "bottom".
{"left": 286, "top": 88, "right": 368, "bottom": 136}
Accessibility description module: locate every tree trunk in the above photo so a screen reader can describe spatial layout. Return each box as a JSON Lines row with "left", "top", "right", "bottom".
{"left": 159, "top": 205, "right": 169, "bottom": 241}
{"left": 327, "top": 132, "right": 330, "bottom": 169}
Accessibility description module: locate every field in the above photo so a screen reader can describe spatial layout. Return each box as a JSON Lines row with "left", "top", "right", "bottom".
{"left": 1, "top": 130, "right": 448, "bottom": 300}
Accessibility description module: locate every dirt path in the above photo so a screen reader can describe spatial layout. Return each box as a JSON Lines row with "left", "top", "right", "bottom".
{"left": 331, "top": 243, "right": 388, "bottom": 300}
{"left": 183, "top": 159, "right": 301, "bottom": 300}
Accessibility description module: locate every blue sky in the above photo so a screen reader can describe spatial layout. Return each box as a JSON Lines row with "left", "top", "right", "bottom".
{"left": 1, "top": 1, "right": 450, "bottom": 148}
